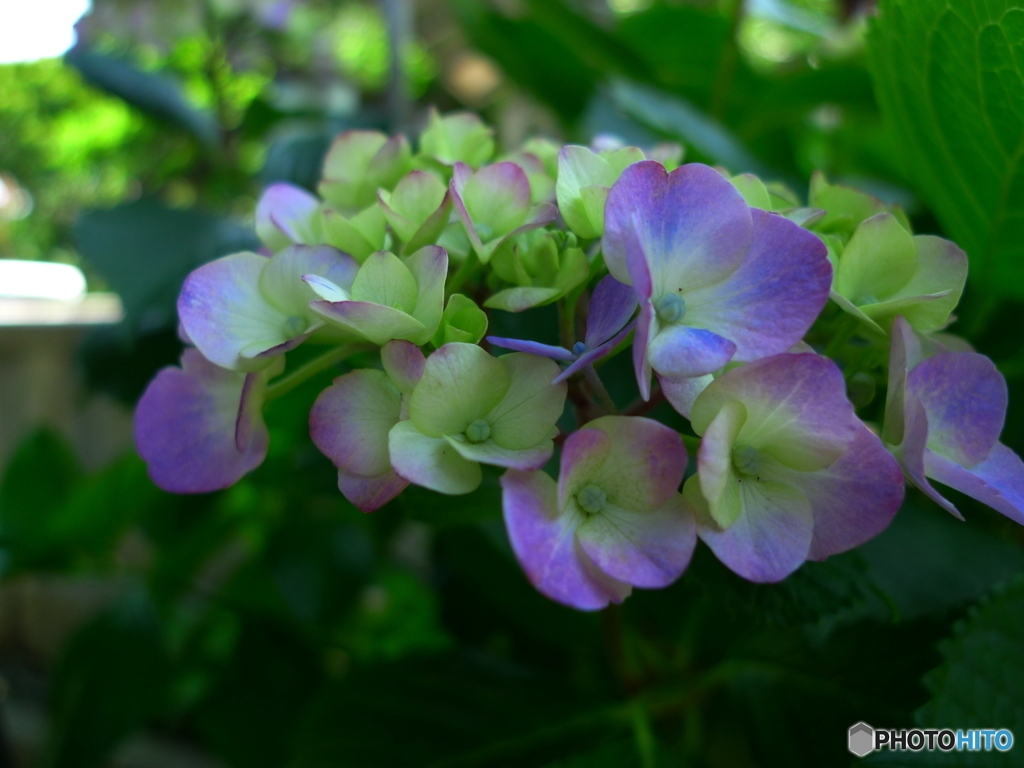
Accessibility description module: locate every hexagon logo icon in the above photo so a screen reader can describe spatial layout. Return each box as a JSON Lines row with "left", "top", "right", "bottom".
{"left": 849, "top": 722, "right": 875, "bottom": 757}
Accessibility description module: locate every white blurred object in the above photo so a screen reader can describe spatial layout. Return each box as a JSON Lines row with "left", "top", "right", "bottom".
{"left": 0, "top": 260, "right": 87, "bottom": 300}
{"left": 0, "top": 0, "right": 92, "bottom": 64}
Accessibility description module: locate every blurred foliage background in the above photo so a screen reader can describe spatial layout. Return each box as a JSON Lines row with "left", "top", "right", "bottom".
{"left": 0, "top": 0, "right": 1023, "bottom": 766}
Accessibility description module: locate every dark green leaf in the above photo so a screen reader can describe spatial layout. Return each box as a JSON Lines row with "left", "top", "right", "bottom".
{"left": 291, "top": 652, "right": 620, "bottom": 768}
{"left": 857, "top": 494, "right": 1024, "bottom": 620}
{"left": 866, "top": 0, "right": 1024, "bottom": 302}
{"left": 609, "top": 79, "right": 771, "bottom": 175}
{"left": 65, "top": 47, "right": 220, "bottom": 148}
{"left": 44, "top": 590, "right": 173, "bottom": 768}
{"left": 914, "top": 578, "right": 1024, "bottom": 764}
{"left": 74, "top": 198, "right": 259, "bottom": 329}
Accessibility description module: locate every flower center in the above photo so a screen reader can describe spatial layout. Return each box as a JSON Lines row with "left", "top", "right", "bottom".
{"left": 465, "top": 419, "right": 491, "bottom": 443}
{"left": 654, "top": 293, "right": 686, "bottom": 324}
{"left": 732, "top": 444, "right": 761, "bottom": 475}
{"left": 576, "top": 485, "right": 606, "bottom": 514}
{"left": 571, "top": 341, "right": 587, "bottom": 356}
{"left": 284, "top": 315, "right": 306, "bottom": 337}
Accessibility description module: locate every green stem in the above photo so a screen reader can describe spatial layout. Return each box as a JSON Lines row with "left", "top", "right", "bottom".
{"left": 558, "top": 297, "right": 577, "bottom": 350}
{"left": 265, "top": 343, "right": 365, "bottom": 401}
{"left": 630, "top": 701, "right": 657, "bottom": 768}
{"left": 584, "top": 365, "right": 619, "bottom": 415}
{"left": 446, "top": 252, "right": 481, "bottom": 297}
{"left": 682, "top": 434, "right": 701, "bottom": 456}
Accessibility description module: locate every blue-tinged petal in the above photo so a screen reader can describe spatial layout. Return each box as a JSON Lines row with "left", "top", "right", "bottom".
{"left": 584, "top": 275, "right": 638, "bottom": 348}
{"left": 696, "top": 400, "right": 746, "bottom": 529}
{"left": 647, "top": 324, "right": 736, "bottom": 379}
{"left": 896, "top": 394, "right": 964, "bottom": 519}
{"left": 691, "top": 354, "right": 855, "bottom": 472}
{"left": 926, "top": 443, "right": 1024, "bottom": 526}
{"left": 603, "top": 161, "right": 752, "bottom": 298}
{"left": 486, "top": 336, "right": 575, "bottom": 361}
{"left": 576, "top": 495, "right": 695, "bottom": 588}
{"left": 773, "top": 420, "right": 905, "bottom": 560}
{"left": 906, "top": 352, "right": 1006, "bottom": 468}
{"left": 554, "top": 322, "right": 634, "bottom": 383}
{"left": 659, "top": 372, "right": 713, "bottom": 420}
{"left": 501, "top": 469, "right": 631, "bottom": 611}
{"left": 135, "top": 349, "right": 268, "bottom": 493}
{"left": 688, "top": 473, "right": 814, "bottom": 583}
{"left": 682, "top": 209, "right": 831, "bottom": 361}
{"left": 632, "top": 302, "right": 654, "bottom": 400}
{"left": 255, "top": 182, "right": 320, "bottom": 249}
{"left": 178, "top": 252, "right": 294, "bottom": 371}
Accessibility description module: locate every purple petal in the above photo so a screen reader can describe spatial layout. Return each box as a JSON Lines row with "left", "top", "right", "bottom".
{"left": 633, "top": 303, "right": 654, "bottom": 400}
{"left": 486, "top": 336, "right": 575, "bottom": 361}
{"left": 898, "top": 394, "right": 965, "bottom": 518}
{"left": 659, "top": 372, "right": 713, "bottom": 420}
{"left": 553, "top": 322, "right": 634, "bottom": 383}
{"left": 906, "top": 352, "right": 1006, "bottom": 468}
{"left": 926, "top": 442, "right": 1024, "bottom": 526}
{"left": 255, "top": 182, "right": 320, "bottom": 246}
{"left": 562, "top": 416, "right": 687, "bottom": 511}
{"left": 501, "top": 469, "right": 631, "bottom": 611}
{"left": 178, "top": 252, "right": 292, "bottom": 370}
{"left": 337, "top": 468, "right": 408, "bottom": 513}
{"left": 584, "top": 275, "right": 638, "bottom": 348}
{"left": 135, "top": 349, "right": 268, "bottom": 493}
{"left": 309, "top": 370, "right": 400, "bottom": 477}
{"left": 691, "top": 354, "right": 856, "bottom": 473}
{"left": 692, "top": 476, "right": 814, "bottom": 583}
{"left": 380, "top": 339, "right": 426, "bottom": 393}
{"left": 603, "top": 162, "right": 752, "bottom": 298}
{"left": 683, "top": 209, "right": 831, "bottom": 362}
{"left": 883, "top": 315, "right": 926, "bottom": 446}
{"left": 576, "top": 495, "right": 696, "bottom": 588}
{"left": 784, "top": 420, "right": 906, "bottom": 560}
{"left": 647, "top": 324, "right": 736, "bottom": 379}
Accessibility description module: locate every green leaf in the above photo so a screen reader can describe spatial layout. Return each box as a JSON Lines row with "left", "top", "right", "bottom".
{"left": 858, "top": 495, "right": 1024, "bottom": 620}
{"left": 44, "top": 590, "right": 173, "bottom": 768}
{"left": 0, "top": 427, "right": 82, "bottom": 571}
{"left": 290, "top": 652, "right": 619, "bottom": 768}
{"left": 866, "top": 0, "right": 1024, "bottom": 302}
{"left": 609, "top": 79, "right": 771, "bottom": 175}
{"left": 914, "top": 578, "right": 1024, "bottom": 763}
{"left": 65, "top": 48, "right": 219, "bottom": 148}
{"left": 74, "top": 198, "right": 259, "bottom": 329}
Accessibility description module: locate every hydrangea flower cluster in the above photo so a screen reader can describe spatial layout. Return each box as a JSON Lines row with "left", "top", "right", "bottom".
{"left": 135, "top": 111, "right": 1024, "bottom": 611}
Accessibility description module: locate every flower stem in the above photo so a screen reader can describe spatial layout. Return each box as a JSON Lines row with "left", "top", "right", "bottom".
{"left": 446, "top": 252, "right": 481, "bottom": 297}
{"left": 584, "top": 365, "right": 619, "bottom": 415}
{"left": 681, "top": 434, "right": 701, "bottom": 456}
{"left": 265, "top": 343, "right": 366, "bottom": 401}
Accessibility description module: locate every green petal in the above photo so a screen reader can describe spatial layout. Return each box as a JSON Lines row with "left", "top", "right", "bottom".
{"left": 432, "top": 293, "right": 488, "bottom": 347}
{"left": 404, "top": 245, "right": 448, "bottom": 341}
{"left": 351, "top": 251, "right": 419, "bottom": 313}
{"left": 443, "top": 435, "right": 552, "bottom": 470}
{"left": 409, "top": 343, "right": 509, "bottom": 438}
{"left": 389, "top": 421, "right": 482, "bottom": 495}
{"left": 553, "top": 247, "right": 590, "bottom": 293}
{"left": 484, "top": 287, "right": 562, "bottom": 312}
{"left": 580, "top": 185, "right": 610, "bottom": 237}
{"left": 697, "top": 400, "right": 746, "bottom": 529}
{"left": 322, "top": 205, "right": 385, "bottom": 262}
{"left": 486, "top": 353, "right": 567, "bottom": 450}
{"left": 833, "top": 213, "right": 917, "bottom": 303}
{"left": 729, "top": 173, "right": 771, "bottom": 210}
